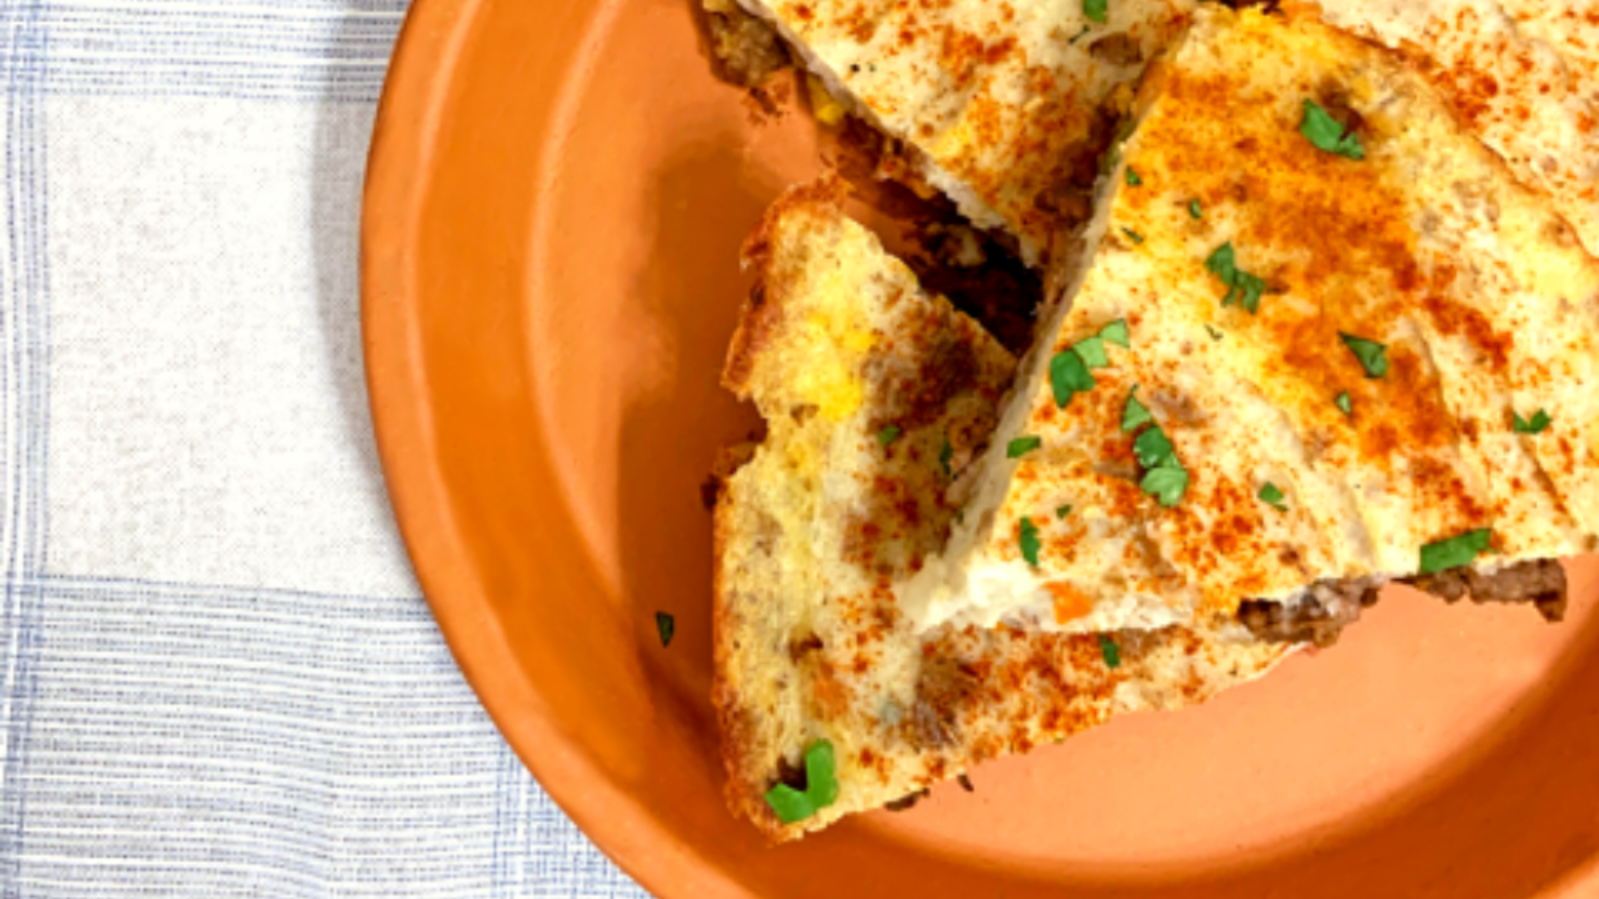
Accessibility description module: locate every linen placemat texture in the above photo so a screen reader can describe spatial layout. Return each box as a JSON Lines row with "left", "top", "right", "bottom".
{"left": 0, "top": 1, "right": 648, "bottom": 895}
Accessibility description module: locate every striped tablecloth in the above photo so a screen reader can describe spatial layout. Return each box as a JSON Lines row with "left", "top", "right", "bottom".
{"left": 0, "top": 2, "right": 646, "bottom": 895}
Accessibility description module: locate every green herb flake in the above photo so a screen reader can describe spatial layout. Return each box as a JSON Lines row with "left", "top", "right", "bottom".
{"left": 1188, "top": 199, "right": 1203, "bottom": 219}
{"left": 1056, "top": 505, "right": 1073, "bottom": 519}
{"left": 939, "top": 433, "right": 953, "bottom": 478}
{"left": 1205, "top": 324, "right": 1223, "bottom": 341}
{"left": 1258, "top": 482, "right": 1287, "bottom": 512}
{"left": 1125, "top": 166, "right": 1142, "bottom": 187}
{"left": 1007, "top": 435, "right": 1043, "bottom": 458}
{"left": 1019, "top": 516, "right": 1042, "bottom": 567}
{"left": 1140, "top": 465, "right": 1189, "bottom": 508}
{"left": 1098, "top": 634, "right": 1122, "bottom": 669}
{"left": 656, "top": 612, "right": 675, "bottom": 647}
{"left": 877, "top": 424, "right": 902, "bottom": 447}
{"left": 1133, "top": 426, "right": 1177, "bottom": 470}
{"left": 1127, "top": 416, "right": 1188, "bottom": 508}
{"left": 1083, "top": 0, "right": 1108, "bottom": 24}
{"left": 1121, "top": 388, "right": 1153, "bottom": 433}
{"left": 1513, "top": 409, "right": 1552, "bottom": 434}
{"left": 1205, "top": 242, "right": 1267, "bottom": 314}
{"left": 1339, "top": 332, "right": 1389, "bottom": 378}
{"left": 1067, "top": 23, "right": 1091, "bottom": 44}
{"left": 1098, "top": 319, "right": 1130, "bottom": 348}
{"left": 1335, "top": 391, "right": 1353, "bottom": 416}
{"left": 1052, "top": 326, "right": 1127, "bottom": 409}
{"left": 763, "top": 740, "right": 840, "bottom": 824}
{"left": 1050, "top": 349, "right": 1095, "bottom": 408}
{"left": 1072, "top": 336, "right": 1109, "bottom": 369}
{"left": 1121, "top": 226, "right": 1145, "bottom": 245}
{"left": 1206, "top": 242, "right": 1235, "bottom": 277}
{"left": 1299, "top": 99, "right": 1365, "bottom": 160}
{"left": 1418, "top": 528, "right": 1493, "bottom": 575}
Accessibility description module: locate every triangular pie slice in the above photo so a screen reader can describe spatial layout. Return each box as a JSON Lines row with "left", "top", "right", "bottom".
{"left": 902, "top": 6, "right": 1598, "bottom": 635}
{"left": 712, "top": 179, "right": 1291, "bottom": 842}
{"left": 729, "top": 0, "right": 1196, "bottom": 264}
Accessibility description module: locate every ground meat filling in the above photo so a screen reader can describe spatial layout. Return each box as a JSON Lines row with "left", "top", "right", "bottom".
{"left": 1239, "top": 559, "right": 1569, "bottom": 645}
{"left": 699, "top": 0, "right": 792, "bottom": 91}
{"left": 1408, "top": 558, "right": 1568, "bottom": 622}
{"left": 831, "top": 118, "right": 1044, "bottom": 355}
{"left": 1237, "top": 577, "right": 1378, "bottom": 648}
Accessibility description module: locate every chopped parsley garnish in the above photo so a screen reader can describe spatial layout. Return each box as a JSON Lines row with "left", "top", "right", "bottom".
{"left": 1128, "top": 419, "right": 1189, "bottom": 507}
{"left": 656, "top": 612, "right": 675, "bottom": 647}
{"left": 1133, "top": 426, "right": 1176, "bottom": 469}
{"left": 1299, "top": 99, "right": 1365, "bottom": 160}
{"left": 1258, "top": 482, "right": 1287, "bottom": 512}
{"left": 877, "top": 424, "right": 902, "bottom": 447}
{"left": 1513, "top": 409, "right": 1552, "bottom": 434}
{"left": 1418, "top": 528, "right": 1493, "bottom": 575}
{"left": 1007, "top": 435, "right": 1043, "bottom": 458}
{"left": 1121, "top": 227, "right": 1145, "bottom": 245}
{"left": 1051, "top": 321, "right": 1130, "bottom": 408}
{"left": 939, "top": 433, "right": 953, "bottom": 478}
{"left": 1205, "top": 243, "right": 1236, "bottom": 280}
{"left": 764, "top": 740, "right": 840, "bottom": 823}
{"left": 1072, "top": 336, "right": 1110, "bottom": 369}
{"left": 1019, "top": 516, "right": 1042, "bottom": 567}
{"left": 1205, "top": 324, "right": 1223, "bottom": 341}
{"left": 1050, "top": 348, "right": 1095, "bottom": 407}
{"left": 1121, "top": 387, "right": 1153, "bottom": 432}
{"left": 1125, "top": 166, "right": 1142, "bottom": 187}
{"left": 1099, "top": 319, "right": 1130, "bottom": 348}
{"left": 1339, "top": 332, "right": 1389, "bottom": 378}
{"left": 1205, "top": 242, "right": 1267, "bottom": 314}
{"left": 1141, "top": 467, "right": 1189, "bottom": 508}
{"left": 1083, "top": 0, "right": 1108, "bottom": 24}
{"left": 1188, "top": 199, "right": 1203, "bottom": 219}
{"left": 1335, "top": 391, "right": 1353, "bottom": 416}
{"left": 1067, "top": 23, "right": 1092, "bottom": 44}
{"left": 1098, "top": 635, "right": 1122, "bottom": 669}
{"left": 1056, "top": 505, "right": 1073, "bottom": 519}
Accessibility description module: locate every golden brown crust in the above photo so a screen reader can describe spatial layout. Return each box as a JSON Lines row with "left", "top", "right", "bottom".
{"left": 709, "top": 489, "right": 781, "bottom": 838}
{"left": 719, "top": 281, "right": 779, "bottom": 397}
{"left": 714, "top": 177, "right": 856, "bottom": 841}
{"left": 722, "top": 177, "right": 851, "bottom": 396}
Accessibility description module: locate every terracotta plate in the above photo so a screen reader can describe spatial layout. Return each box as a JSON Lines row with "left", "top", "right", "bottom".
{"left": 360, "top": 0, "right": 1599, "bottom": 895}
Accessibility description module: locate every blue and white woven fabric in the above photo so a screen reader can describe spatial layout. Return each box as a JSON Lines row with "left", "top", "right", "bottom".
{"left": 0, "top": 2, "right": 645, "bottom": 895}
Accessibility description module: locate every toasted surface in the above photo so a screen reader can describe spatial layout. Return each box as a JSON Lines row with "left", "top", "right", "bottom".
{"left": 1314, "top": 0, "right": 1599, "bottom": 254}
{"left": 904, "top": 7, "right": 1599, "bottom": 634}
{"left": 1497, "top": 0, "right": 1599, "bottom": 98}
{"left": 731, "top": 0, "right": 1195, "bottom": 265}
{"left": 722, "top": 0, "right": 1599, "bottom": 262}
{"left": 712, "top": 180, "right": 1288, "bottom": 842}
